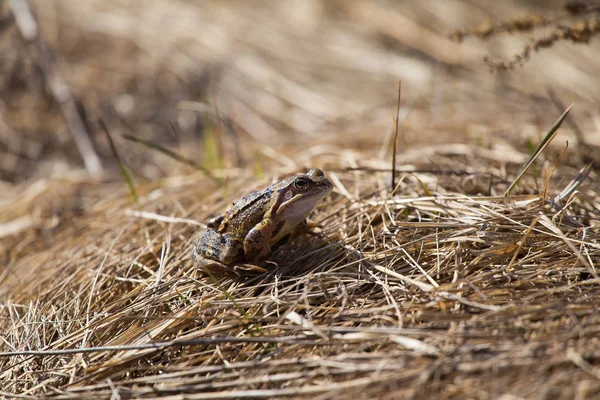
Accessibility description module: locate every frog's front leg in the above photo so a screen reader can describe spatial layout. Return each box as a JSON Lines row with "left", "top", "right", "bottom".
{"left": 243, "top": 218, "right": 280, "bottom": 262}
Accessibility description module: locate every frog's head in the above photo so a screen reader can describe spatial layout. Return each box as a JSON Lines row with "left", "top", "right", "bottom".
{"left": 273, "top": 168, "right": 333, "bottom": 224}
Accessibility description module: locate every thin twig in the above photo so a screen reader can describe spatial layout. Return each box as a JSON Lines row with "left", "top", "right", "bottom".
{"left": 0, "top": 336, "right": 324, "bottom": 357}
{"left": 391, "top": 80, "right": 402, "bottom": 191}
{"left": 10, "top": 0, "right": 103, "bottom": 175}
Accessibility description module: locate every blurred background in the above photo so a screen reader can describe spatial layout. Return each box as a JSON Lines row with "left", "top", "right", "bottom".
{"left": 1, "top": 0, "right": 599, "bottom": 208}
{"left": 2, "top": 0, "right": 599, "bottom": 183}
{"left": 4, "top": 3, "right": 600, "bottom": 397}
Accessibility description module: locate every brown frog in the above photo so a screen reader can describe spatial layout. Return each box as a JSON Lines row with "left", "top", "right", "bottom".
{"left": 193, "top": 168, "right": 333, "bottom": 272}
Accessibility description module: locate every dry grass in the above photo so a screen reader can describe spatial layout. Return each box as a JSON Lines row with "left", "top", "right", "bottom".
{"left": 450, "top": 0, "right": 600, "bottom": 70}
{"left": 3, "top": 141, "right": 600, "bottom": 399}
{"left": 2, "top": 1, "right": 600, "bottom": 399}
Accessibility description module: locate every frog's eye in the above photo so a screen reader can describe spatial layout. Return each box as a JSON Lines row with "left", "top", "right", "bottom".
{"left": 294, "top": 177, "right": 309, "bottom": 189}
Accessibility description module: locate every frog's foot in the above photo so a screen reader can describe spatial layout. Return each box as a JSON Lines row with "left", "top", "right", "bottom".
{"left": 291, "top": 219, "right": 324, "bottom": 238}
{"left": 304, "top": 218, "right": 321, "bottom": 230}
{"left": 195, "top": 257, "right": 237, "bottom": 278}
{"left": 233, "top": 263, "right": 269, "bottom": 274}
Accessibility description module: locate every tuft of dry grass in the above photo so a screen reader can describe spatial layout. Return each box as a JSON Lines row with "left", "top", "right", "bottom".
{"left": 2, "top": 135, "right": 600, "bottom": 398}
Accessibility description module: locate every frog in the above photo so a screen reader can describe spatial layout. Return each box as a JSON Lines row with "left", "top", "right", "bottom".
{"left": 192, "top": 168, "right": 333, "bottom": 273}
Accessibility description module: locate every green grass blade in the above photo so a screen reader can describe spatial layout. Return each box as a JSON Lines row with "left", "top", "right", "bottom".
{"left": 504, "top": 104, "right": 573, "bottom": 196}
{"left": 122, "top": 134, "right": 220, "bottom": 184}
{"left": 100, "top": 120, "right": 139, "bottom": 205}
{"left": 554, "top": 162, "right": 593, "bottom": 203}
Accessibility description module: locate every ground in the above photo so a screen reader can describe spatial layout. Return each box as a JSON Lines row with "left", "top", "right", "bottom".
{"left": 1, "top": 1, "right": 600, "bottom": 399}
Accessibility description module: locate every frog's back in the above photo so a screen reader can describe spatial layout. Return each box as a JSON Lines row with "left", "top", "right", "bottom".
{"left": 219, "top": 189, "right": 272, "bottom": 235}
{"left": 233, "top": 190, "right": 263, "bottom": 209}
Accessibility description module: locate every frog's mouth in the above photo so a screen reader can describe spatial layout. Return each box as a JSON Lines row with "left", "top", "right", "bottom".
{"left": 276, "top": 190, "right": 331, "bottom": 220}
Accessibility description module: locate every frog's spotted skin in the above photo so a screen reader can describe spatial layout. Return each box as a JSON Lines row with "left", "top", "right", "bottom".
{"left": 193, "top": 169, "right": 333, "bottom": 272}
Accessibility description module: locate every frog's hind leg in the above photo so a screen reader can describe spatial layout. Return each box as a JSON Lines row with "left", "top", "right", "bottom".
{"left": 193, "top": 229, "right": 244, "bottom": 265}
